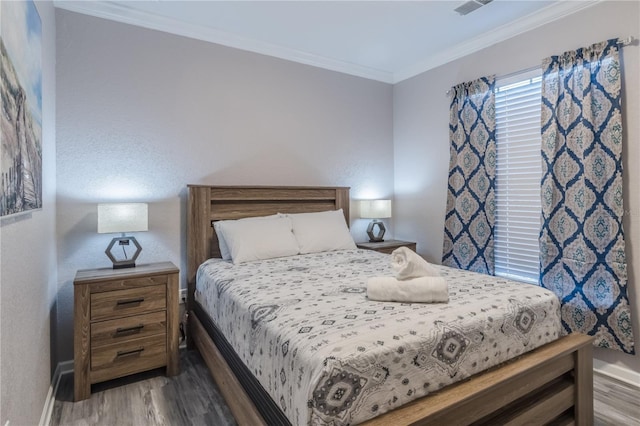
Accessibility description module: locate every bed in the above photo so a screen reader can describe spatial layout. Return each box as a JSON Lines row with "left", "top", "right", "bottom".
{"left": 186, "top": 185, "right": 594, "bottom": 425}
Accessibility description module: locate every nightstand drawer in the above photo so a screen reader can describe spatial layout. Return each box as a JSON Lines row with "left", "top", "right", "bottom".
{"left": 89, "top": 275, "right": 169, "bottom": 293}
{"left": 91, "top": 285, "right": 166, "bottom": 321}
{"left": 91, "top": 334, "right": 167, "bottom": 383}
{"left": 91, "top": 311, "right": 167, "bottom": 348}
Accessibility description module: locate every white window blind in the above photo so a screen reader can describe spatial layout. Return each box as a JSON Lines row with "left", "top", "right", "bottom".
{"left": 494, "top": 70, "right": 542, "bottom": 284}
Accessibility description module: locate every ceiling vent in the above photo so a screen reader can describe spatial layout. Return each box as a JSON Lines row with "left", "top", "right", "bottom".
{"left": 454, "top": 0, "right": 493, "bottom": 16}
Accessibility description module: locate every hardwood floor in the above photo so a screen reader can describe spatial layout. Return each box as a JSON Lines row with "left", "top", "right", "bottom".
{"left": 51, "top": 350, "right": 235, "bottom": 426}
{"left": 594, "top": 372, "right": 640, "bottom": 426}
{"left": 51, "top": 349, "right": 639, "bottom": 425}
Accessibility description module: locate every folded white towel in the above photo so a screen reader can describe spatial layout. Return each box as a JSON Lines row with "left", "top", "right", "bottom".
{"left": 391, "top": 247, "right": 440, "bottom": 280}
{"left": 367, "top": 276, "right": 449, "bottom": 303}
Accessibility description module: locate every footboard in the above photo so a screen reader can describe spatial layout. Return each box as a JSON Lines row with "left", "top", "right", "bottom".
{"left": 363, "top": 333, "right": 594, "bottom": 425}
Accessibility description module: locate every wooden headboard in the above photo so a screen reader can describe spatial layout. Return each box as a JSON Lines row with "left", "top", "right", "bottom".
{"left": 186, "top": 185, "right": 350, "bottom": 308}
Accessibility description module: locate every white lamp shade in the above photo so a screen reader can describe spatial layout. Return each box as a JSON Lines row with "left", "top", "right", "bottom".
{"left": 360, "top": 200, "right": 392, "bottom": 219}
{"left": 98, "top": 203, "right": 148, "bottom": 234}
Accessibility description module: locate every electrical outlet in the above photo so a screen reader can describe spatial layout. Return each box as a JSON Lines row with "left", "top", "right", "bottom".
{"left": 179, "top": 288, "right": 187, "bottom": 304}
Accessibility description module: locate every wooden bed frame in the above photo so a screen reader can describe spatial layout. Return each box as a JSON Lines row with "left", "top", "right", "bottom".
{"left": 186, "top": 185, "right": 594, "bottom": 425}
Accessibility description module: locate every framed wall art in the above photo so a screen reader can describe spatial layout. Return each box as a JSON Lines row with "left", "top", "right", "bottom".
{"left": 1, "top": 0, "right": 42, "bottom": 217}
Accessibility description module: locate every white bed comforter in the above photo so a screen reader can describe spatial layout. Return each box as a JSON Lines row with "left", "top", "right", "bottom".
{"left": 196, "top": 249, "right": 561, "bottom": 425}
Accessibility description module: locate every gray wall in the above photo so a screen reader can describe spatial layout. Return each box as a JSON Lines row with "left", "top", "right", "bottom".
{"left": 0, "top": 1, "right": 57, "bottom": 424}
{"left": 55, "top": 10, "right": 394, "bottom": 363}
{"left": 393, "top": 0, "right": 640, "bottom": 379}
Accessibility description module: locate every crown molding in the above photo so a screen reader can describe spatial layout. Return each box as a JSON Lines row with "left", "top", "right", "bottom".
{"left": 55, "top": 0, "right": 601, "bottom": 85}
{"left": 392, "top": 0, "right": 602, "bottom": 83}
{"left": 54, "top": 0, "right": 394, "bottom": 83}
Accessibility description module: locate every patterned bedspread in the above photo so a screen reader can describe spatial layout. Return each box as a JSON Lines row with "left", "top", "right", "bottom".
{"left": 195, "top": 249, "right": 561, "bottom": 425}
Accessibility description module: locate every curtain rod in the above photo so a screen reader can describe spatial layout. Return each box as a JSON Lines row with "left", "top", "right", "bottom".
{"left": 445, "top": 36, "right": 635, "bottom": 96}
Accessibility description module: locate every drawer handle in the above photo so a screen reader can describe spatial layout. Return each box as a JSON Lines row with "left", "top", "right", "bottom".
{"left": 116, "top": 297, "right": 145, "bottom": 306}
{"left": 115, "top": 324, "right": 145, "bottom": 335}
{"left": 116, "top": 347, "right": 144, "bottom": 358}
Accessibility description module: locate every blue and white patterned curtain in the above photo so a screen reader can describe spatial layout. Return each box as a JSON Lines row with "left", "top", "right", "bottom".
{"left": 443, "top": 76, "right": 496, "bottom": 275}
{"left": 540, "top": 39, "right": 634, "bottom": 354}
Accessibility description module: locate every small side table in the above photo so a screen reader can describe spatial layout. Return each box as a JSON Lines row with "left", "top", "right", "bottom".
{"left": 73, "top": 261, "right": 180, "bottom": 401}
{"left": 356, "top": 239, "right": 417, "bottom": 254}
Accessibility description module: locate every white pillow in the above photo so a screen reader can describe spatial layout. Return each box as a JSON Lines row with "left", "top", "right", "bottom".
{"left": 214, "top": 214, "right": 280, "bottom": 260}
{"left": 213, "top": 221, "right": 233, "bottom": 260}
{"left": 286, "top": 209, "right": 356, "bottom": 254}
{"left": 217, "top": 216, "right": 299, "bottom": 264}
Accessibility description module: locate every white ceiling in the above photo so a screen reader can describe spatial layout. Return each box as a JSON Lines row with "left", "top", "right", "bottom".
{"left": 55, "top": 0, "right": 600, "bottom": 83}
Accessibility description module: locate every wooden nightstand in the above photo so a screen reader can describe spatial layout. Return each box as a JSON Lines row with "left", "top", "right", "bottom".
{"left": 74, "top": 261, "right": 180, "bottom": 401}
{"left": 356, "top": 239, "right": 417, "bottom": 254}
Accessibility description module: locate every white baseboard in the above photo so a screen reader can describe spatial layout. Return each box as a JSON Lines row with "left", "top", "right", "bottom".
{"left": 39, "top": 361, "right": 74, "bottom": 426}
{"left": 593, "top": 359, "right": 640, "bottom": 389}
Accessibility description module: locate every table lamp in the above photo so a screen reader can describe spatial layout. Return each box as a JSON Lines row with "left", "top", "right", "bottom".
{"left": 98, "top": 203, "right": 148, "bottom": 269}
{"left": 360, "top": 200, "right": 391, "bottom": 242}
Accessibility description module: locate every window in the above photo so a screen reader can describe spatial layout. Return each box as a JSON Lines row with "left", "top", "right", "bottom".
{"left": 494, "top": 70, "right": 542, "bottom": 284}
